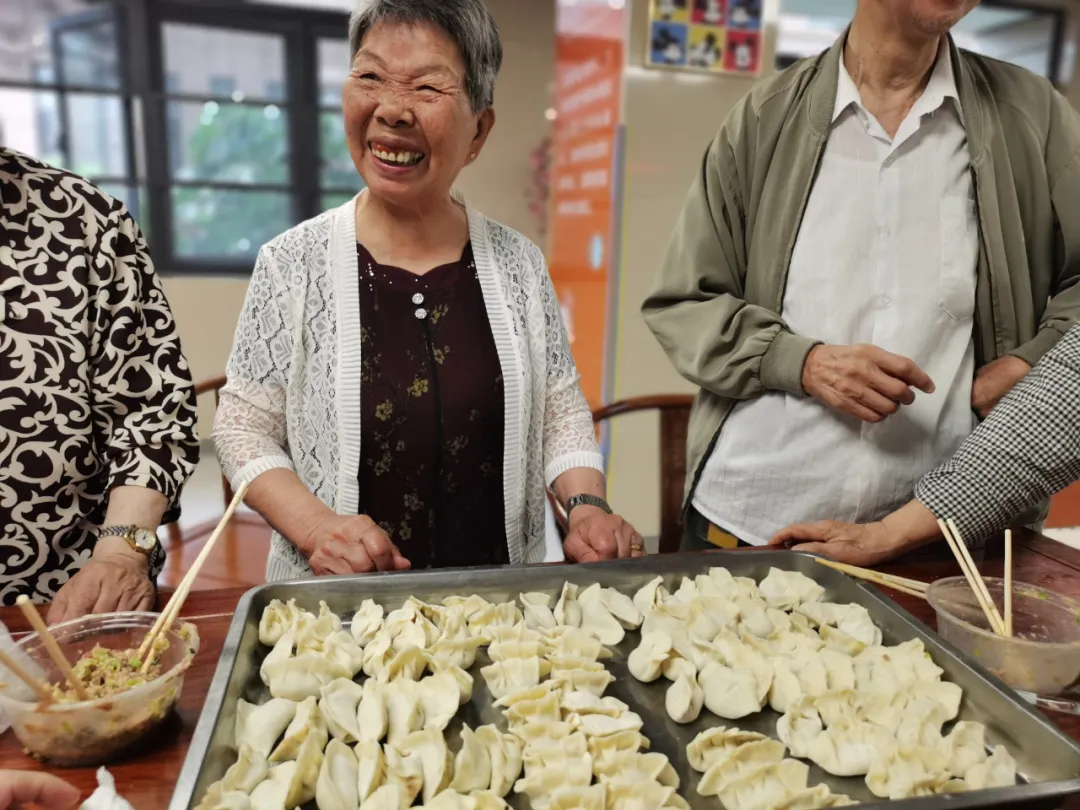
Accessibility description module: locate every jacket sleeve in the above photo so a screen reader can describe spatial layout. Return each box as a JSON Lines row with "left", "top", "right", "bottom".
{"left": 94, "top": 202, "right": 200, "bottom": 523}
{"left": 641, "top": 101, "right": 819, "bottom": 399}
{"left": 1012, "top": 91, "right": 1080, "bottom": 366}
{"left": 213, "top": 245, "right": 295, "bottom": 488}
{"left": 528, "top": 244, "right": 605, "bottom": 485}
{"left": 918, "top": 324, "right": 1080, "bottom": 544}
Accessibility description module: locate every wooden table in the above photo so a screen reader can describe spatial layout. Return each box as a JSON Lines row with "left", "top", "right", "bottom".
{"left": 3, "top": 530, "right": 1080, "bottom": 806}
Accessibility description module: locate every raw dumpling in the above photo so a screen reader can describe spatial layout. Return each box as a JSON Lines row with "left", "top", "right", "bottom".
{"left": 427, "top": 657, "right": 475, "bottom": 704}
{"left": 250, "top": 762, "right": 297, "bottom": 810}
{"left": 315, "top": 738, "right": 360, "bottom": 810}
{"left": 265, "top": 654, "right": 351, "bottom": 701}
{"left": 420, "top": 670, "right": 468, "bottom": 731}
{"left": 553, "top": 582, "right": 583, "bottom": 628}
{"left": 699, "top": 661, "right": 764, "bottom": 720}
{"left": 296, "top": 601, "right": 344, "bottom": 650}
{"left": 362, "top": 784, "right": 407, "bottom": 810}
{"left": 964, "top": 746, "right": 1016, "bottom": 790}
{"left": 807, "top": 720, "right": 894, "bottom": 777}
{"left": 260, "top": 631, "right": 296, "bottom": 687}
{"left": 576, "top": 711, "right": 644, "bottom": 738}
{"left": 736, "top": 598, "right": 777, "bottom": 640}
{"left": 561, "top": 691, "right": 628, "bottom": 717}
{"left": 379, "top": 645, "right": 431, "bottom": 682}
{"left": 259, "top": 599, "right": 308, "bottom": 646}
{"left": 450, "top": 724, "right": 493, "bottom": 793}
{"left": 362, "top": 630, "right": 396, "bottom": 679}
{"left": 710, "top": 632, "right": 773, "bottom": 702}
{"left": 383, "top": 680, "right": 425, "bottom": 747}
{"left": 514, "top": 721, "right": 575, "bottom": 748}
{"left": 938, "top": 721, "right": 988, "bottom": 777}
{"left": 865, "top": 746, "right": 950, "bottom": 799}
{"left": 525, "top": 731, "right": 589, "bottom": 762}
{"left": 301, "top": 630, "right": 365, "bottom": 677}
{"left": 503, "top": 690, "right": 562, "bottom": 728}
{"left": 443, "top": 594, "right": 493, "bottom": 620}
{"left": 235, "top": 698, "right": 297, "bottom": 760}
{"left": 356, "top": 740, "right": 387, "bottom": 804}
{"left": 546, "top": 784, "right": 607, "bottom": 810}
{"left": 819, "top": 626, "right": 866, "bottom": 657}
{"left": 769, "top": 653, "right": 828, "bottom": 714}
{"left": 469, "top": 602, "right": 524, "bottom": 641}
{"left": 776, "top": 702, "right": 824, "bottom": 759}
{"left": 629, "top": 632, "right": 673, "bottom": 683}
{"left": 481, "top": 658, "right": 548, "bottom": 700}
{"left": 773, "top": 785, "right": 853, "bottom": 810}
{"left": 759, "top": 568, "right": 825, "bottom": 610}
{"left": 906, "top": 681, "right": 963, "bottom": 721}
{"left": 401, "top": 728, "right": 453, "bottom": 804}
{"left": 475, "top": 724, "right": 523, "bottom": 798}
{"left": 485, "top": 624, "right": 543, "bottom": 645}
{"left": 696, "top": 739, "right": 787, "bottom": 797}
{"left": 521, "top": 592, "right": 557, "bottom": 631}
{"left": 666, "top": 668, "right": 704, "bottom": 724}
{"left": 895, "top": 699, "right": 949, "bottom": 749}
{"left": 593, "top": 751, "right": 679, "bottom": 788}
{"left": 493, "top": 680, "right": 560, "bottom": 708}
{"left": 351, "top": 599, "right": 385, "bottom": 647}
{"left": 686, "top": 597, "right": 738, "bottom": 642}
{"left": 195, "top": 786, "right": 253, "bottom": 810}
{"left": 222, "top": 745, "right": 271, "bottom": 793}
{"left": 716, "top": 759, "right": 810, "bottom": 810}
{"left": 818, "top": 649, "right": 856, "bottom": 692}
{"left": 317, "top": 678, "right": 364, "bottom": 743}
{"left": 550, "top": 667, "right": 615, "bottom": 697}
{"left": 598, "top": 588, "right": 643, "bottom": 629}
{"left": 270, "top": 696, "right": 327, "bottom": 762}
{"left": 632, "top": 576, "right": 666, "bottom": 616}
{"left": 488, "top": 640, "right": 552, "bottom": 662}
{"left": 385, "top": 602, "right": 441, "bottom": 650}
{"left": 606, "top": 781, "right": 679, "bottom": 810}
{"left": 589, "top": 730, "right": 651, "bottom": 762}
{"left": 543, "top": 627, "right": 613, "bottom": 661}
{"left": 428, "top": 636, "right": 486, "bottom": 670}
{"left": 383, "top": 745, "right": 424, "bottom": 805}
{"left": 686, "top": 727, "right": 768, "bottom": 772}
{"left": 578, "top": 594, "right": 625, "bottom": 646}
{"left": 358, "top": 678, "right": 389, "bottom": 743}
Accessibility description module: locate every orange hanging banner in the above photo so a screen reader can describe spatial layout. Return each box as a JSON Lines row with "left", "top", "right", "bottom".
{"left": 549, "top": 0, "right": 626, "bottom": 409}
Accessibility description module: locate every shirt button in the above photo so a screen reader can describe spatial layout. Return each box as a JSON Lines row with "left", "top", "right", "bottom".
{"left": 883, "top": 295, "right": 892, "bottom": 307}
{"left": 415, "top": 308, "right": 428, "bottom": 320}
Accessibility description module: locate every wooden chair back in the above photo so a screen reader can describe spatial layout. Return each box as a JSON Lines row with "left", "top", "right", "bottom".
{"left": 549, "top": 394, "right": 695, "bottom": 555}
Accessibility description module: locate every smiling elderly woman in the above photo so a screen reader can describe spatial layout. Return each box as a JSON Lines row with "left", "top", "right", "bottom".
{"left": 214, "top": 0, "right": 643, "bottom": 578}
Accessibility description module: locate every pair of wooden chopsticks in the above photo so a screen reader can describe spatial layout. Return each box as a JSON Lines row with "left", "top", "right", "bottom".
{"left": 137, "top": 482, "right": 249, "bottom": 673}
{"left": 938, "top": 519, "right": 1014, "bottom": 637}
{"left": 0, "top": 482, "right": 249, "bottom": 703}
{"left": 813, "top": 557, "right": 928, "bottom": 600}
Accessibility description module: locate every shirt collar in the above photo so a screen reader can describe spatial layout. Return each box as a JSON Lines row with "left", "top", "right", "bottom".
{"left": 832, "top": 36, "right": 963, "bottom": 125}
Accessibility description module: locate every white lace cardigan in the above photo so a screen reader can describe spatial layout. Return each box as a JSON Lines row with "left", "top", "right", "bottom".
{"left": 213, "top": 193, "right": 604, "bottom": 580}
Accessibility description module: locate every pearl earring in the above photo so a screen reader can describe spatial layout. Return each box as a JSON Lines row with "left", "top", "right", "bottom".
{"left": 469, "top": 153, "right": 477, "bottom": 160}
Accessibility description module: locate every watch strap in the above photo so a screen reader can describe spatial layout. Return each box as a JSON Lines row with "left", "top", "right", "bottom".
{"left": 566, "top": 494, "right": 613, "bottom": 519}
{"left": 99, "top": 525, "right": 138, "bottom": 540}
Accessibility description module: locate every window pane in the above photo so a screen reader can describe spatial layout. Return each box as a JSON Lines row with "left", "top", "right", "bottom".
{"left": 319, "top": 39, "right": 351, "bottom": 106}
{"left": 163, "top": 23, "right": 287, "bottom": 101}
{"left": 320, "top": 111, "right": 362, "bottom": 189}
{"left": 66, "top": 93, "right": 128, "bottom": 177}
{"left": 0, "top": 88, "right": 64, "bottom": 166}
{"left": 322, "top": 191, "right": 359, "bottom": 212}
{"left": 0, "top": 0, "right": 120, "bottom": 87}
{"left": 168, "top": 101, "right": 289, "bottom": 184}
{"left": 171, "top": 187, "right": 292, "bottom": 260}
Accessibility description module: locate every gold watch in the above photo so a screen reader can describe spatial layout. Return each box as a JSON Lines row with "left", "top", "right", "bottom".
{"left": 98, "top": 525, "right": 165, "bottom": 569}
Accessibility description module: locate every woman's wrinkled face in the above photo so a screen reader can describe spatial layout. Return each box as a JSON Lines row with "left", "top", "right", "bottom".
{"left": 343, "top": 20, "right": 494, "bottom": 210}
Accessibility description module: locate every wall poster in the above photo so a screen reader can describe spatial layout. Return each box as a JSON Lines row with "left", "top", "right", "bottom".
{"left": 647, "top": 0, "right": 763, "bottom": 75}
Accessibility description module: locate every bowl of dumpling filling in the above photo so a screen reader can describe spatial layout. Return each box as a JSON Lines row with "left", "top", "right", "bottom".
{"left": 0, "top": 611, "right": 199, "bottom": 766}
{"left": 927, "top": 576, "right": 1080, "bottom": 697}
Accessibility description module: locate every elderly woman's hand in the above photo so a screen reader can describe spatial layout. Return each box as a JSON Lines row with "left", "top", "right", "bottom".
{"left": 564, "top": 507, "right": 646, "bottom": 563}
{"left": 48, "top": 538, "right": 155, "bottom": 625}
{"left": 0, "top": 772, "right": 80, "bottom": 810}
{"left": 305, "top": 514, "right": 411, "bottom": 575}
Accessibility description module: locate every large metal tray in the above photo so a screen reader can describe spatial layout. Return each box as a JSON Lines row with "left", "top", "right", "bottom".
{"left": 169, "top": 552, "right": 1080, "bottom": 810}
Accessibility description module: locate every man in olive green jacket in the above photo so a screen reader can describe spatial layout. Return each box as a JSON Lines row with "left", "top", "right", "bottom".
{"left": 643, "top": 0, "right": 1080, "bottom": 551}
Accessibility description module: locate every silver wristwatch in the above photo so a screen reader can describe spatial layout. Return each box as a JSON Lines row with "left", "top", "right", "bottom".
{"left": 565, "top": 494, "right": 613, "bottom": 520}
{"left": 98, "top": 525, "right": 165, "bottom": 570}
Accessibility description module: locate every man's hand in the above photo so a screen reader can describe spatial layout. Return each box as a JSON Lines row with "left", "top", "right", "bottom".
{"left": 563, "top": 506, "right": 645, "bottom": 563}
{"left": 0, "top": 771, "right": 80, "bottom": 810}
{"left": 768, "top": 520, "right": 904, "bottom": 567}
{"left": 304, "top": 514, "right": 411, "bottom": 576}
{"left": 48, "top": 537, "right": 155, "bottom": 625}
{"left": 802, "top": 344, "right": 935, "bottom": 423}
{"left": 972, "top": 355, "right": 1031, "bottom": 418}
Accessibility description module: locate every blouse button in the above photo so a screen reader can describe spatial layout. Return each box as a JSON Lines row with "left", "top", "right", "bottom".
{"left": 412, "top": 293, "right": 425, "bottom": 305}
{"left": 415, "top": 308, "right": 428, "bottom": 320}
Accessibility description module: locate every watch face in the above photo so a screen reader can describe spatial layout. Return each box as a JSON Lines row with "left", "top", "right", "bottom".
{"left": 133, "top": 529, "right": 158, "bottom": 551}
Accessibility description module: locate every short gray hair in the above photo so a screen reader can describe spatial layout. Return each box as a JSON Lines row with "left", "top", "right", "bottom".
{"left": 348, "top": 0, "right": 503, "bottom": 113}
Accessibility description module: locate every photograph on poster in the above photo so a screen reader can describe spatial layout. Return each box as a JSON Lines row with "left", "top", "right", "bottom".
{"left": 692, "top": 0, "right": 726, "bottom": 26}
{"left": 725, "top": 29, "right": 761, "bottom": 72}
{"left": 649, "top": 20, "right": 688, "bottom": 66}
{"left": 653, "top": 0, "right": 689, "bottom": 23}
{"left": 688, "top": 26, "right": 724, "bottom": 70}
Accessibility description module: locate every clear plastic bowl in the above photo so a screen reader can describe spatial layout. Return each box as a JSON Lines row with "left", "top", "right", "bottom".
{"left": 926, "top": 576, "right": 1080, "bottom": 696}
{"left": 0, "top": 611, "right": 199, "bottom": 766}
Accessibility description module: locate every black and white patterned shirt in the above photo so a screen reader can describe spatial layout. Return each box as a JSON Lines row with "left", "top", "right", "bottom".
{"left": 0, "top": 149, "right": 199, "bottom": 604}
{"left": 916, "top": 324, "right": 1080, "bottom": 544}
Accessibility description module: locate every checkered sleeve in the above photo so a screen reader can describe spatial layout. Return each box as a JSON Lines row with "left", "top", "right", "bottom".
{"left": 916, "top": 325, "right": 1080, "bottom": 546}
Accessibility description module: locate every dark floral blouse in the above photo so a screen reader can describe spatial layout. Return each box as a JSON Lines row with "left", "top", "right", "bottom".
{"left": 357, "top": 242, "right": 508, "bottom": 569}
